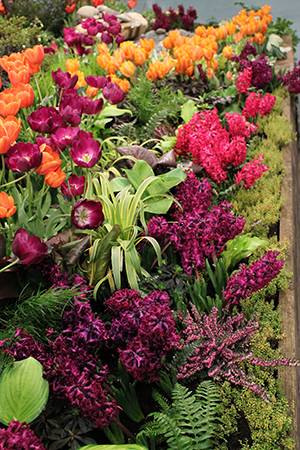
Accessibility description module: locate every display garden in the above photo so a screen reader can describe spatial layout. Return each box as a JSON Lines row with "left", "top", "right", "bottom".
{"left": 0, "top": 1, "right": 300, "bottom": 449}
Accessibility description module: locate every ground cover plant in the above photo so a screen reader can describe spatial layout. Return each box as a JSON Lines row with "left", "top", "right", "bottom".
{"left": 0, "top": 2, "right": 299, "bottom": 449}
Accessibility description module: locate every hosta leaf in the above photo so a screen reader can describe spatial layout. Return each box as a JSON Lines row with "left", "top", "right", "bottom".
{"left": 0, "top": 357, "right": 49, "bottom": 425}
{"left": 78, "top": 445, "right": 148, "bottom": 450}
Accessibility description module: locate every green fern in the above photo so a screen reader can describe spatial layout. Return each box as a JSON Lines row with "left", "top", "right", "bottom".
{"left": 137, "top": 381, "right": 221, "bottom": 450}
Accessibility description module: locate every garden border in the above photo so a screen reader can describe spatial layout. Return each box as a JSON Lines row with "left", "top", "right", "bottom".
{"left": 277, "top": 35, "right": 300, "bottom": 449}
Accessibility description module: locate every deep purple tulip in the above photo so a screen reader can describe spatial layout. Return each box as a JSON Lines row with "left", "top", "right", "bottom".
{"left": 52, "top": 68, "right": 78, "bottom": 90}
{"left": 71, "top": 198, "right": 104, "bottom": 229}
{"left": 61, "top": 174, "right": 86, "bottom": 197}
{"left": 107, "top": 21, "right": 121, "bottom": 36}
{"left": 27, "top": 106, "right": 66, "bottom": 134}
{"left": 70, "top": 138, "right": 101, "bottom": 168}
{"left": 85, "top": 75, "right": 108, "bottom": 89}
{"left": 82, "top": 97, "right": 104, "bottom": 115}
{"left": 78, "top": 130, "right": 93, "bottom": 140}
{"left": 51, "top": 126, "right": 80, "bottom": 151}
{"left": 101, "top": 32, "right": 113, "bottom": 45}
{"left": 102, "top": 82, "right": 126, "bottom": 105}
{"left": 81, "top": 17, "right": 105, "bottom": 36}
{"left": 115, "top": 34, "right": 124, "bottom": 45}
{"left": 59, "top": 94, "right": 83, "bottom": 127}
{"left": 12, "top": 228, "right": 48, "bottom": 266}
{"left": 5, "top": 143, "right": 42, "bottom": 173}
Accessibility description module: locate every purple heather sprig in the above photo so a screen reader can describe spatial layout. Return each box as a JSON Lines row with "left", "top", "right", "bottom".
{"left": 176, "top": 306, "right": 297, "bottom": 401}
{"left": 222, "top": 250, "right": 284, "bottom": 306}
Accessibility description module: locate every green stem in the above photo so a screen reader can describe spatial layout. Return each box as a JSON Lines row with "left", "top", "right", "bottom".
{"left": 26, "top": 172, "right": 33, "bottom": 217}
{"left": 0, "top": 258, "right": 20, "bottom": 273}
{"left": 39, "top": 65, "right": 50, "bottom": 105}
{"left": 0, "top": 172, "right": 28, "bottom": 189}
{"left": 33, "top": 74, "right": 44, "bottom": 106}
{"left": 1, "top": 154, "right": 5, "bottom": 185}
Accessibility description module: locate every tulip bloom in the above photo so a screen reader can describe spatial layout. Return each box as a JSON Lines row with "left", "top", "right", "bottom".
{"left": 9, "top": 83, "right": 34, "bottom": 108}
{"left": 50, "top": 126, "right": 80, "bottom": 151}
{"left": 85, "top": 75, "right": 107, "bottom": 89}
{"left": 12, "top": 228, "right": 47, "bottom": 266}
{"left": 28, "top": 106, "right": 66, "bottom": 134}
{"left": 0, "top": 92, "right": 21, "bottom": 117}
{"left": 23, "top": 45, "right": 44, "bottom": 66}
{"left": 35, "top": 145, "right": 62, "bottom": 175}
{"left": 70, "top": 138, "right": 101, "bottom": 168}
{"left": 5, "top": 142, "right": 42, "bottom": 172}
{"left": 0, "top": 192, "right": 16, "bottom": 218}
{"left": 65, "top": 58, "right": 80, "bottom": 75}
{"left": 45, "top": 167, "right": 66, "bottom": 188}
{"left": 0, "top": 116, "right": 21, "bottom": 154}
{"left": 82, "top": 97, "right": 104, "bottom": 116}
{"left": 119, "top": 61, "right": 135, "bottom": 78}
{"left": 102, "top": 82, "right": 126, "bottom": 105}
{"left": 52, "top": 68, "right": 78, "bottom": 90}
{"left": 86, "top": 85, "right": 98, "bottom": 99}
{"left": 61, "top": 174, "right": 86, "bottom": 197}
{"left": 71, "top": 198, "right": 104, "bottom": 229}
{"left": 222, "top": 45, "right": 233, "bottom": 60}
{"left": 8, "top": 64, "right": 31, "bottom": 87}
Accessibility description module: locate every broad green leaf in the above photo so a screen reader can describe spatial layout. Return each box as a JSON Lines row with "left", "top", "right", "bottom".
{"left": 147, "top": 179, "right": 166, "bottom": 196}
{"left": 124, "top": 170, "right": 144, "bottom": 191}
{"left": 110, "top": 177, "right": 131, "bottom": 192}
{"left": 0, "top": 357, "right": 49, "bottom": 425}
{"left": 222, "top": 234, "right": 268, "bottom": 270}
{"left": 181, "top": 99, "right": 198, "bottom": 124}
{"left": 158, "top": 167, "right": 187, "bottom": 182}
{"left": 131, "top": 160, "right": 154, "bottom": 179}
{"left": 144, "top": 198, "right": 173, "bottom": 214}
{"left": 100, "top": 105, "right": 132, "bottom": 117}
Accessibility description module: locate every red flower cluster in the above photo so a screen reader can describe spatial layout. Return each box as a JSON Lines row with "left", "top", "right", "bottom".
{"left": 235, "top": 154, "right": 268, "bottom": 189}
{"left": 105, "top": 289, "right": 180, "bottom": 382}
{"left": 0, "top": 420, "right": 46, "bottom": 450}
{"left": 236, "top": 67, "right": 252, "bottom": 94}
{"left": 174, "top": 108, "right": 256, "bottom": 183}
{"left": 242, "top": 92, "right": 276, "bottom": 119}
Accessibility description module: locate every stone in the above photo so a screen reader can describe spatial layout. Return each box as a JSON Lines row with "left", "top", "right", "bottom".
{"left": 76, "top": 5, "right": 98, "bottom": 20}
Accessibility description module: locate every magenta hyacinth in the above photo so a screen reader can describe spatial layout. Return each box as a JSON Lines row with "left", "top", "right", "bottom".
{"left": 61, "top": 174, "right": 86, "bottom": 197}
{"left": 0, "top": 420, "right": 46, "bottom": 450}
{"left": 12, "top": 229, "right": 48, "bottom": 266}
{"left": 5, "top": 142, "right": 42, "bottom": 172}
{"left": 71, "top": 198, "right": 105, "bottom": 229}
{"left": 70, "top": 137, "right": 101, "bottom": 168}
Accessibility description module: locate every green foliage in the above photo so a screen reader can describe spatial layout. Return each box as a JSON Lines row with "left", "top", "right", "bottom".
{"left": 222, "top": 234, "right": 268, "bottom": 271}
{"left": 137, "top": 381, "right": 221, "bottom": 450}
{"left": 0, "top": 16, "right": 42, "bottom": 59}
{"left": 268, "top": 17, "right": 300, "bottom": 53}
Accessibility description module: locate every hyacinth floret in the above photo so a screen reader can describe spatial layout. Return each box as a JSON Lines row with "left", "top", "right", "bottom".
{"left": 176, "top": 306, "right": 297, "bottom": 401}
{"left": 167, "top": 173, "right": 245, "bottom": 273}
{"left": 279, "top": 60, "right": 300, "bottom": 94}
{"left": 222, "top": 250, "right": 284, "bottom": 306}
{"left": 0, "top": 420, "right": 46, "bottom": 450}
{"left": 235, "top": 154, "right": 268, "bottom": 189}
{"left": 105, "top": 289, "right": 180, "bottom": 382}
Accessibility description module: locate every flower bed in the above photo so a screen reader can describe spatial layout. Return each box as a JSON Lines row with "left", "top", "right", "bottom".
{"left": 0, "top": 3, "right": 300, "bottom": 450}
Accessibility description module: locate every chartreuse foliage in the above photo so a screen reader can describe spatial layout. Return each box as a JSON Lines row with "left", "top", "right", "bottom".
{"left": 78, "top": 446, "right": 148, "bottom": 450}
{"left": 137, "top": 381, "right": 221, "bottom": 450}
{"left": 0, "top": 357, "right": 49, "bottom": 425}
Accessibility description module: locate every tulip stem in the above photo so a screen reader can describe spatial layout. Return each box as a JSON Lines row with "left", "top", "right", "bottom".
{"left": 0, "top": 155, "right": 5, "bottom": 184}
{"left": 39, "top": 65, "right": 51, "bottom": 105}
{"left": 0, "top": 258, "right": 20, "bottom": 274}
{"left": 33, "top": 74, "right": 44, "bottom": 106}
{"left": 0, "top": 172, "right": 28, "bottom": 189}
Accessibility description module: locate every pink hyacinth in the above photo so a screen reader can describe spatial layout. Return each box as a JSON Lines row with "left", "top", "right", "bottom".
{"left": 236, "top": 67, "right": 252, "bottom": 94}
{"left": 235, "top": 154, "right": 268, "bottom": 189}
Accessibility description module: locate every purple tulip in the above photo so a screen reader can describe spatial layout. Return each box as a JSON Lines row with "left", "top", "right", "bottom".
{"left": 52, "top": 68, "right": 78, "bottom": 90}
{"left": 35, "top": 135, "right": 59, "bottom": 153}
{"left": 78, "top": 130, "right": 94, "bottom": 140}
{"left": 27, "top": 106, "right": 66, "bottom": 134}
{"left": 59, "top": 93, "right": 83, "bottom": 127}
{"left": 102, "top": 82, "right": 126, "bottom": 105}
{"left": 70, "top": 138, "right": 101, "bottom": 168}
{"left": 85, "top": 75, "right": 108, "bottom": 89}
{"left": 71, "top": 198, "right": 104, "bottom": 229}
{"left": 51, "top": 126, "right": 80, "bottom": 151}
{"left": 61, "top": 174, "right": 86, "bottom": 197}
{"left": 82, "top": 97, "right": 104, "bottom": 115}
{"left": 81, "top": 18, "right": 105, "bottom": 36}
{"left": 115, "top": 34, "right": 124, "bottom": 45}
{"left": 5, "top": 143, "right": 42, "bottom": 173}
{"left": 12, "top": 229, "right": 48, "bottom": 266}
{"left": 107, "top": 21, "right": 121, "bottom": 36}
{"left": 101, "top": 32, "right": 113, "bottom": 45}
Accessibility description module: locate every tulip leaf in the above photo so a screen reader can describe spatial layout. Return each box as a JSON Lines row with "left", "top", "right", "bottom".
{"left": 181, "top": 99, "right": 198, "bottom": 124}
{"left": 0, "top": 357, "right": 49, "bottom": 425}
{"left": 100, "top": 105, "right": 132, "bottom": 117}
{"left": 110, "top": 177, "right": 131, "bottom": 192}
{"left": 111, "top": 245, "right": 123, "bottom": 290}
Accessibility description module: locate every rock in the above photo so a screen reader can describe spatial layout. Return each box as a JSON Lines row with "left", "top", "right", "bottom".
{"left": 119, "top": 12, "right": 148, "bottom": 40}
{"left": 76, "top": 5, "right": 98, "bottom": 20}
{"left": 155, "top": 28, "right": 167, "bottom": 35}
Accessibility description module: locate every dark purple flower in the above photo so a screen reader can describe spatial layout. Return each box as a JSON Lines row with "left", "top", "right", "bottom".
{"left": 59, "top": 94, "right": 83, "bottom": 127}
{"left": 12, "top": 228, "right": 48, "bottom": 266}
{"left": 35, "top": 135, "right": 59, "bottom": 153}
{"left": 78, "top": 129, "right": 94, "bottom": 140}
{"left": 27, "top": 106, "right": 66, "bottom": 134}
{"left": 82, "top": 97, "right": 104, "bottom": 115}
{"left": 70, "top": 138, "right": 101, "bottom": 168}
{"left": 0, "top": 420, "right": 47, "bottom": 450}
{"left": 85, "top": 75, "right": 108, "bottom": 89}
{"left": 5, "top": 142, "right": 42, "bottom": 172}
{"left": 51, "top": 126, "right": 80, "bottom": 150}
{"left": 81, "top": 17, "right": 105, "bottom": 36}
{"left": 107, "top": 21, "right": 122, "bottom": 36}
{"left": 115, "top": 34, "right": 124, "bottom": 45}
{"left": 71, "top": 198, "right": 104, "bottom": 229}
{"left": 52, "top": 68, "right": 78, "bottom": 90}
{"left": 101, "top": 31, "right": 113, "bottom": 45}
{"left": 61, "top": 174, "right": 86, "bottom": 197}
{"left": 102, "top": 82, "right": 126, "bottom": 105}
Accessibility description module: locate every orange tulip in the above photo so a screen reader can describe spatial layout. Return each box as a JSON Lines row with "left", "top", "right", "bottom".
{"left": 215, "top": 25, "right": 228, "bottom": 40}
{"left": 176, "top": 54, "right": 192, "bottom": 74}
{"left": 0, "top": 192, "right": 16, "bottom": 218}
{"left": 120, "top": 41, "right": 136, "bottom": 60}
{"left": 86, "top": 85, "right": 98, "bottom": 99}
{"left": 66, "top": 58, "right": 80, "bottom": 74}
{"left": 10, "top": 83, "right": 34, "bottom": 108}
{"left": 74, "top": 71, "right": 87, "bottom": 89}
{"left": 0, "top": 93, "right": 21, "bottom": 117}
{"left": 259, "top": 19, "right": 268, "bottom": 34}
{"left": 134, "top": 47, "right": 147, "bottom": 66}
{"left": 113, "top": 49, "right": 125, "bottom": 69}
{"left": 45, "top": 167, "right": 66, "bottom": 188}
{"left": 185, "top": 64, "right": 194, "bottom": 77}
{"left": 206, "top": 67, "right": 214, "bottom": 79}
{"left": 189, "top": 45, "right": 203, "bottom": 62}
{"left": 23, "top": 45, "right": 44, "bottom": 66}
{"left": 222, "top": 45, "right": 233, "bottom": 60}
{"left": 0, "top": 53, "right": 24, "bottom": 72}
{"left": 97, "top": 43, "right": 110, "bottom": 55}
{"left": 119, "top": 60, "right": 135, "bottom": 78}
{"left": 226, "top": 71, "right": 232, "bottom": 82}
{"left": 8, "top": 64, "right": 31, "bottom": 87}
{"left": 97, "top": 53, "right": 114, "bottom": 73}
{"left": 139, "top": 38, "right": 154, "bottom": 57}
{"left": 0, "top": 116, "right": 21, "bottom": 153}
{"left": 253, "top": 32, "right": 266, "bottom": 44}
{"left": 195, "top": 25, "right": 208, "bottom": 38}
{"left": 35, "top": 145, "right": 62, "bottom": 175}
{"left": 208, "top": 57, "right": 218, "bottom": 71}
{"left": 226, "top": 22, "right": 236, "bottom": 35}
{"left": 234, "top": 31, "right": 244, "bottom": 44}
{"left": 203, "top": 47, "right": 214, "bottom": 61}
{"left": 260, "top": 5, "right": 271, "bottom": 16}
{"left": 118, "top": 78, "right": 130, "bottom": 93}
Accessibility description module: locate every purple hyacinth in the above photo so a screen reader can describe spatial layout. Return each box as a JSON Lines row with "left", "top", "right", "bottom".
{"left": 0, "top": 420, "right": 46, "bottom": 450}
